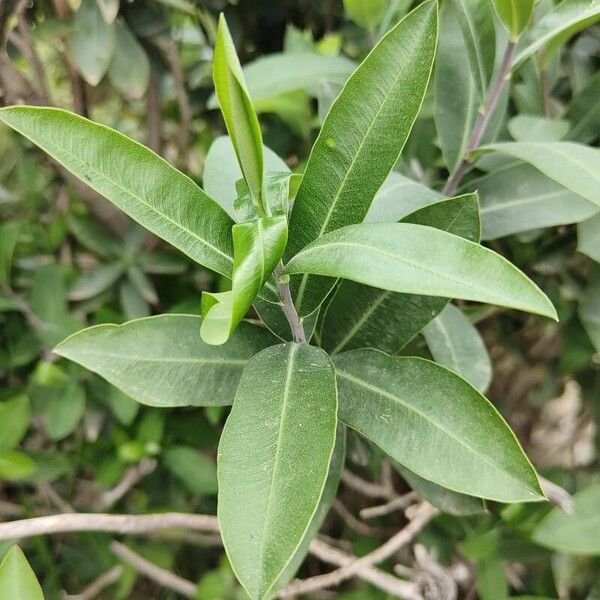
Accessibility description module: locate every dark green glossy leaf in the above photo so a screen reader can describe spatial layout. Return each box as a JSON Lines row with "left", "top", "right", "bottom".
{"left": 218, "top": 343, "right": 337, "bottom": 600}
{"left": 335, "top": 350, "right": 544, "bottom": 502}
{"left": 54, "top": 315, "right": 276, "bottom": 407}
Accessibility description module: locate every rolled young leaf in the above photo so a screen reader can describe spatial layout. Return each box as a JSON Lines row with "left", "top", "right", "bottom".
{"left": 335, "top": 350, "right": 544, "bottom": 502}
{"left": 319, "top": 194, "right": 480, "bottom": 355}
{"left": 285, "top": 222, "right": 558, "bottom": 320}
{"left": 213, "top": 15, "right": 264, "bottom": 206}
{"left": 0, "top": 106, "right": 235, "bottom": 277}
{"left": 473, "top": 141, "right": 600, "bottom": 208}
{"left": 218, "top": 343, "right": 338, "bottom": 600}
{"left": 285, "top": 0, "right": 439, "bottom": 317}
{"left": 492, "top": 0, "right": 534, "bottom": 40}
{"left": 201, "top": 216, "right": 288, "bottom": 345}
{"left": 54, "top": 315, "right": 276, "bottom": 407}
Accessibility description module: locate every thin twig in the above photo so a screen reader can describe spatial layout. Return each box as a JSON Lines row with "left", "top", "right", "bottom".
{"left": 275, "top": 264, "right": 306, "bottom": 343}
{"left": 146, "top": 72, "right": 162, "bottom": 154}
{"left": 442, "top": 40, "right": 517, "bottom": 196}
{"left": 341, "top": 470, "right": 395, "bottom": 500}
{"left": 63, "top": 565, "right": 123, "bottom": 600}
{"left": 0, "top": 512, "right": 219, "bottom": 541}
{"left": 304, "top": 538, "right": 422, "bottom": 600}
{"left": 95, "top": 459, "right": 157, "bottom": 511}
{"left": 539, "top": 476, "right": 574, "bottom": 515}
{"left": 281, "top": 503, "right": 438, "bottom": 597}
{"left": 360, "top": 493, "right": 418, "bottom": 520}
{"left": 38, "top": 482, "right": 75, "bottom": 514}
{"left": 333, "top": 500, "right": 385, "bottom": 538}
{"left": 110, "top": 541, "right": 196, "bottom": 598}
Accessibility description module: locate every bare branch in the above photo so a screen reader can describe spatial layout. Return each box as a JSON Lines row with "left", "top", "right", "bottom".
{"left": 360, "top": 493, "right": 418, "bottom": 520}
{"left": 281, "top": 503, "right": 438, "bottom": 597}
{"left": 0, "top": 512, "right": 219, "bottom": 542}
{"left": 63, "top": 565, "right": 123, "bottom": 600}
{"left": 341, "top": 470, "right": 395, "bottom": 500}
{"left": 110, "top": 541, "right": 196, "bottom": 598}
{"left": 95, "top": 459, "right": 157, "bottom": 511}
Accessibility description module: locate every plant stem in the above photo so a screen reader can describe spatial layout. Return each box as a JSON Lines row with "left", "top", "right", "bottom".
{"left": 442, "top": 40, "right": 517, "bottom": 196}
{"left": 275, "top": 263, "right": 306, "bottom": 343}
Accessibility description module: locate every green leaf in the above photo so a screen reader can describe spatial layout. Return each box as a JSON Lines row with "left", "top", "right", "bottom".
{"left": 68, "top": 214, "right": 120, "bottom": 258}
{"left": 508, "top": 115, "right": 570, "bottom": 142}
{"left": 69, "top": 263, "right": 125, "bottom": 301}
{"left": 208, "top": 53, "right": 356, "bottom": 110}
{"left": 285, "top": 222, "right": 557, "bottom": 320}
{"left": 423, "top": 303, "right": 492, "bottom": 392}
{"left": 96, "top": 0, "right": 119, "bottom": 22}
{"left": 71, "top": 0, "right": 116, "bottom": 86}
{"left": 565, "top": 71, "right": 600, "bottom": 144}
{"left": 532, "top": 483, "right": 600, "bottom": 554}
{"left": 579, "top": 270, "right": 600, "bottom": 352}
{"left": 335, "top": 350, "right": 544, "bottom": 502}
{"left": 164, "top": 446, "right": 218, "bottom": 495}
{"left": 108, "top": 20, "right": 150, "bottom": 98}
{"left": 468, "top": 163, "right": 598, "bottom": 240}
{"left": 395, "top": 462, "right": 485, "bottom": 516}
{"left": 492, "top": 0, "right": 534, "bottom": 40}
{"left": 54, "top": 315, "right": 276, "bottom": 407}
{"left": 343, "top": 0, "right": 387, "bottom": 29}
{"left": 451, "top": 0, "right": 496, "bottom": 98}
{"left": 119, "top": 280, "right": 149, "bottom": 320}
{"left": 201, "top": 216, "right": 287, "bottom": 345}
{"left": 514, "top": 0, "right": 600, "bottom": 67}
{"left": 286, "top": 0, "right": 439, "bottom": 317}
{"left": 319, "top": 194, "right": 480, "bottom": 355}
{"left": 0, "top": 450, "right": 36, "bottom": 480}
{"left": 0, "top": 106, "right": 235, "bottom": 277}
{"left": 366, "top": 172, "right": 442, "bottom": 223}
{"left": 578, "top": 212, "right": 600, "bottom": 263}
{"left": 0, "top": 221, "right": 21, "bottom": 286}
{"left": 218, "top": 343, "right": 337, "bottom": 600}
{"left": 44, "top": 382, "right": 86, "bottom": 441}
{"left": 0, "top": 546, "right": 44, "bottom": 600}
{"left": 473, "top": 142, "right": 600, "bottom": 208}
{"left": 203, "top": 136, "right": 289, "bottom": 220}
{"left": 213, "top": 15, "right": 264, "bottom": 206}
{"left": 0, "top": 395, "right": 30, "bottom": 451}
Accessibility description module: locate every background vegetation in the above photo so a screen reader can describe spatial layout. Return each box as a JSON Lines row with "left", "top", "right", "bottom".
{"left": 0, "top": 0, "right": 599, "bottom": 598}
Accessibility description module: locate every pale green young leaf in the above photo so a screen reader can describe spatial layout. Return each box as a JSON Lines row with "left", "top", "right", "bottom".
{"left": 285, "top": 222, "right": 557, "bottom": 320}
{"left": 451, "top": 0, "right": 496, "bottom": 98}
{"left": 466, "top": 164, "right": 598, "bottom": 240}
{"left": 218, "top": 343, "right": 337, "bottom": 600}
{"left": 423, "top": 303, "right": 492, "bottom": 393}
{"left": 343, "top": 0, "right": 388, "bottom": 29}
{"left": 0, "top": 546, "right": 44, "bottom": 600}
{"left": 365, "top": 171, "right": 442, "bottom": 223}
{"left": 208, "top": 53, "right": 356, "bottom": 110}
{"left": 0, "top": 451, "right": 36, "bottom": 480}
{"left": 108, "top": 20, "right": 150, "bottom": 98}
{"left": 213, "top": 15, "right": 264, "bottom": 205}
{"left": 286, "top": 0, "right": 439, "bottom": 317}
{"left": 320, "top": 194, "right": 480, "bottom": 355}
{"left": 578, "top": 212, "right": 600, "bottom": 263}
{"left": 44, "top": 382, "right": 86, "bottom": 441}
{"left": 473, "top": 142, "right": 600, "bottom": 208}
{"left": 395, "top": 463, "right": 485, "bottom": 516}
{"left": 532, "top": 483, "right": 600, "bottom": 554}
{"left": 492, "top": 0, "right": 534, "bottom": 40}
{"left": 0, "top": 395, "right": 30, "bottom": 451}
{"left": 54, "top": 315, "right": 276, "bottom": 407}
{"left": 164, "top": 446, "right": 218, "bottom": 496}
{"left": 513, "top": 0, "right": 600, "bottom": 67}
{"left": 71, "top": 0, "right": 116, "bottom": 86}
{"left": 0, "top": 106, "right": 235, "bottom": 276}
{"left": 335, "top": 350, "right": 544, "bottom": 502}
{"left": 508, "top": 115, "right": 570, "bottom": 142}
{"left": 201, "top": 216, "right": 287, "bottom": 345}
{"left": 203, "top": 136, "right": 289, "bottom": 220}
